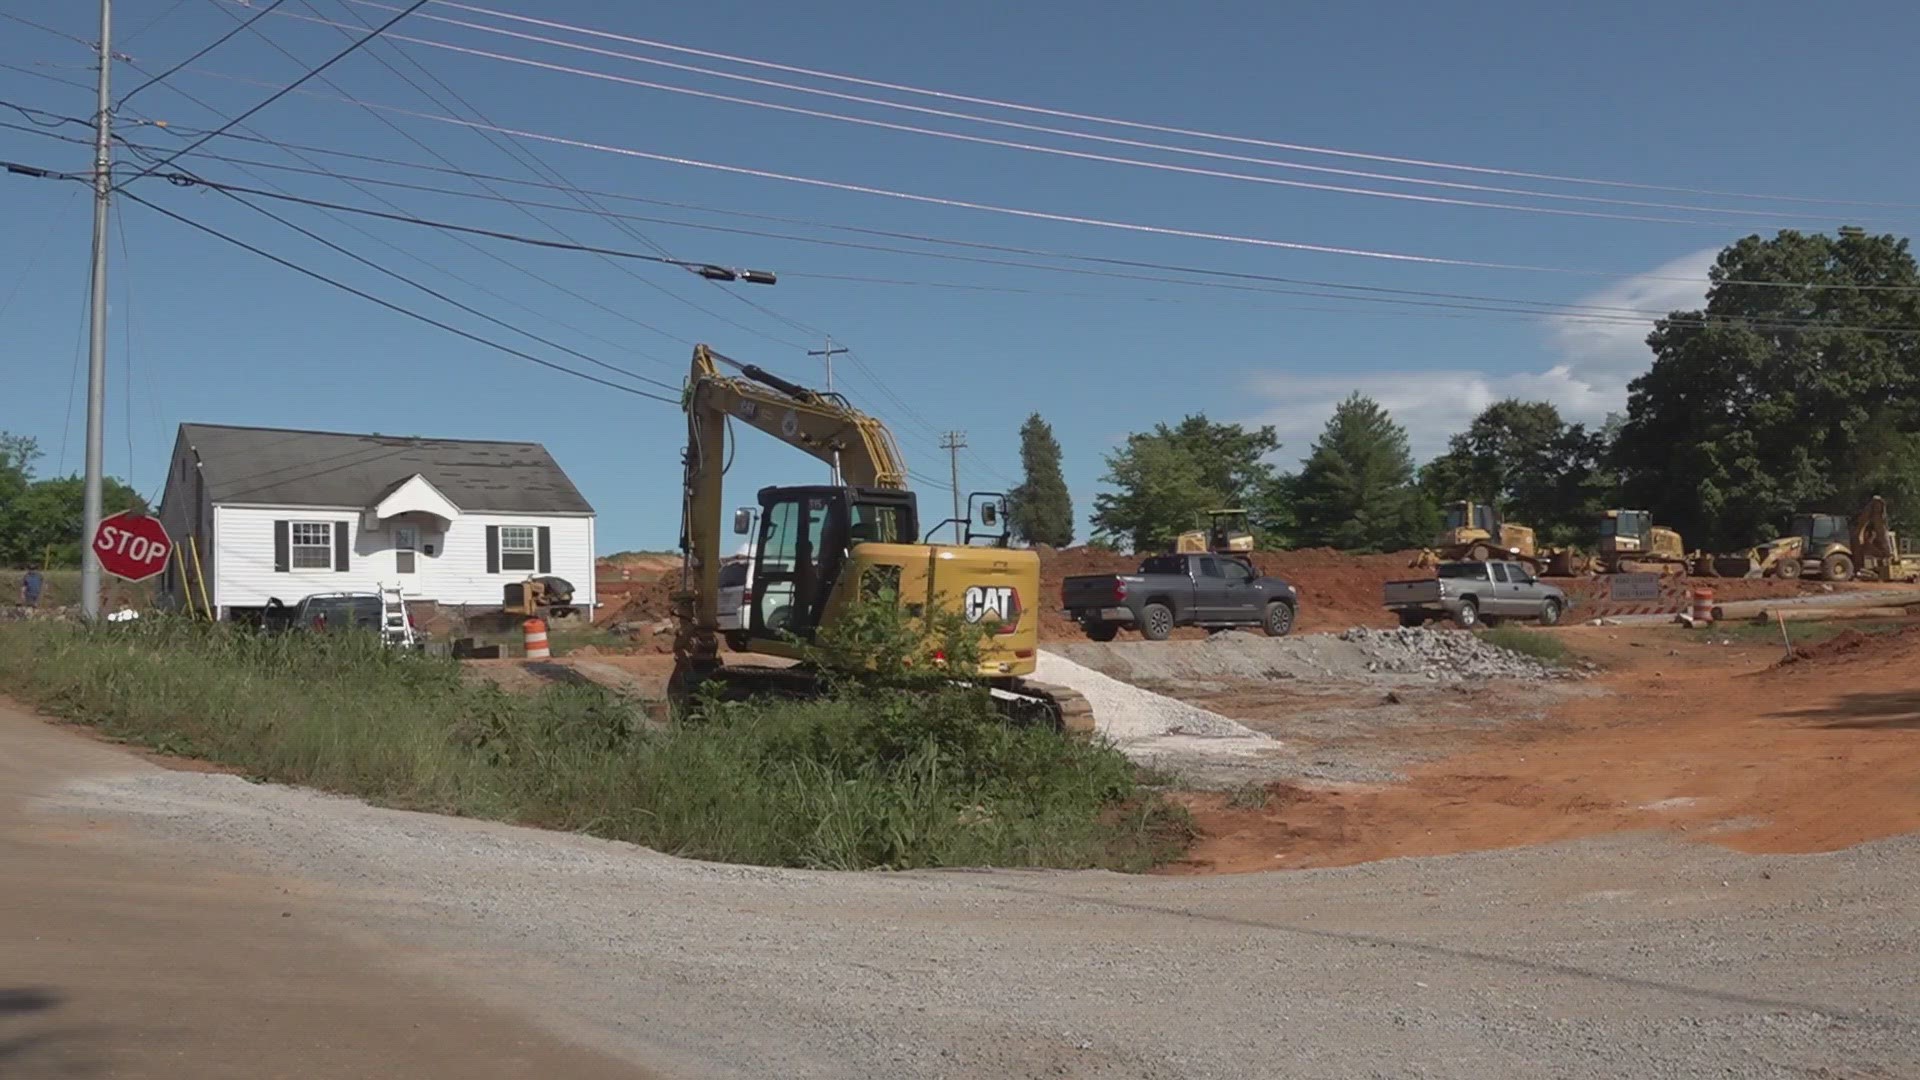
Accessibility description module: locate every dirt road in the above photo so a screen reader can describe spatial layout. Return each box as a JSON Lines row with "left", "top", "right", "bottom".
{"left": 0, "top": 706, "right": 655, "bottom": 1080}
{"left": 7, "top": 699, "right": 1919, "bottom": 1078}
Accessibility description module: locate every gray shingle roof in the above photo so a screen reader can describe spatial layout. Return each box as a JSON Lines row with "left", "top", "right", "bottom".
{"left": 179, "top": 424, "right": 594, "bottom": 514}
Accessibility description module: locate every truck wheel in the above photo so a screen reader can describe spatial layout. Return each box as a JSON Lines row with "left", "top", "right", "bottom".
{"left": 1140, "top": 602, "right": 1174, "bottom": 641}
{"left": 1773, "top": 558, "right": 1801, "bottom": 580}
{"left": 1397, "top": 612, "right": 1426, "bottom": 628}
{"left": 1083, "top": 621, "right": 1119, "bottom": 642}
{"left": 1822, "top": 552, "right": 1855, "bottom": 582}
{"left": 1261, "top": 600, "right": 1295, "bottom": 638}
{"left": 1539, "top": 598, "right": 1562, "bottom": 626}
{"left": 1452, "top": 599, "right": 1479, "bottom": 629}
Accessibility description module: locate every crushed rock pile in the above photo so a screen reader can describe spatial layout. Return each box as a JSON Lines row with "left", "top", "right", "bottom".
{"left": 1337, "top": 626, "right": 1563, "bottom": 681}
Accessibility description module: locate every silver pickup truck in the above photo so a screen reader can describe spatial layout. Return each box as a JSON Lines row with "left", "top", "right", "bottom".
{"left": 1382, "top": 560, "right": 1567, "bottom": 628}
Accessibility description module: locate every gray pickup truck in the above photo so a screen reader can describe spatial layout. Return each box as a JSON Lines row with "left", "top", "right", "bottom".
{"left": 1061, "top": 553, "right": 1298, "bottom": 641}
{"left": 1382, "top": 560, "right": 1567, "bottom": 628}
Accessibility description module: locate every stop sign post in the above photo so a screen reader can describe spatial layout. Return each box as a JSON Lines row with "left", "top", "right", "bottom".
{"left": 93, "top": 511, "right": 173, "bottom": 583}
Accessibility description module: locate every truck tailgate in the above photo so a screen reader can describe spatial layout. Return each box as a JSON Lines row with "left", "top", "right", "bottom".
{"left": 1061, "top": 574, "right": 1129, "bottom": 610}
{"left": 1382, "top": 579, "right": 1442, "bottom": 606}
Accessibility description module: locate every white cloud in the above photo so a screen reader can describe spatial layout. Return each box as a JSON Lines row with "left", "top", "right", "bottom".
{"left": 1242, "top": 248, "right": 1718, "bottom": 465}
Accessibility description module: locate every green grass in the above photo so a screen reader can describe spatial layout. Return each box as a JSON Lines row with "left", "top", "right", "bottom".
{"left": 0, "top": 619, "right": 1187, "bottom": 872}
{"left": 2, "top": 568, "right": 155, "bottom": 609}
{"left": 1479, "top": 623, "right": 1570, "bottom": 664}
{"left": 1686, "top": 617, "right": 1910, "bottom": 649}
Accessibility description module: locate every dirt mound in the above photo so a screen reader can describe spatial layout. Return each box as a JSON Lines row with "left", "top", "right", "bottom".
{"left": 1777, "top": 625, "right": 1920, "bottom": 667}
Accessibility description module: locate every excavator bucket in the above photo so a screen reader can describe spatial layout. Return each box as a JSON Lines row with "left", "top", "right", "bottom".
{"left": 1543, "top": 548, "right": 1595, "bottom": 577}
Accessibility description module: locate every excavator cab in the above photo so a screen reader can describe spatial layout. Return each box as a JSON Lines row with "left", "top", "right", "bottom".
{"left": 745, "top": 485, "right": 918, "bottom": 645}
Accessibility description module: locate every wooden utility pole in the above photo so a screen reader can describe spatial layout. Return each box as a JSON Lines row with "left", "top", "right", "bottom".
{"left": 81, "top": 0, "right": 114, "bottom": 620}
{"left": 939, "top": 431, "right": 967, "bottom": 542}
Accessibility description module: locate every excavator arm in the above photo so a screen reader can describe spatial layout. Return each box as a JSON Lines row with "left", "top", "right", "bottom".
{"left": 674, "top": 344, "right": 909, "bottom": 673}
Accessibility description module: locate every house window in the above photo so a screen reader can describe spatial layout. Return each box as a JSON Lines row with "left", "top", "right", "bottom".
{"left": 290, "top": 521, "right": 334, "bottom": 569}
{"left": 393, "top": 526, "right": 418, "bottom": 575}
{"left": 500, "top": 525, "right": 537, "bottom": 571}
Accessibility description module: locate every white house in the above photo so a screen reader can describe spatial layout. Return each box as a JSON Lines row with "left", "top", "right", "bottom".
{"left": 154, "top": 423, "right": 596, "bottom": 621}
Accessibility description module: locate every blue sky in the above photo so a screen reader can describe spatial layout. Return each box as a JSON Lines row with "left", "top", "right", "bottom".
{"left": 4, "top": 0, "right": 1918, "bottom": 550}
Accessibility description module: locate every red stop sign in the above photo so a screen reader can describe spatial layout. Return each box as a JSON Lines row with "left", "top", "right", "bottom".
{"left": 93, "top": 511, "right": 173, "bottom": 583}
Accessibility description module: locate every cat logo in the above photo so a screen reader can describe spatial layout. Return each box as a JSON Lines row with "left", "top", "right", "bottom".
{"left": 962, "top": 585, "right": 1019, "bottom": 631}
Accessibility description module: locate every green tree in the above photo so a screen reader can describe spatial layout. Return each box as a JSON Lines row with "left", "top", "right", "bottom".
{"left": 1293, "top": 394, "right": 1431, "bottom": 551}
{"left": 1615, "top": 229, "right": 1920, "bottom": 547}
{"left": 1090, "top": 415, "right": 1285, "bottom": 552}
{"left": 1007, "top": 413, "right": 1074, "bottom": 548}
{"left": 0, "top": 433, "right": 147, "bottom": 566}
{"left": 1419, "top": 400, "right": 1615, "bottom": 544}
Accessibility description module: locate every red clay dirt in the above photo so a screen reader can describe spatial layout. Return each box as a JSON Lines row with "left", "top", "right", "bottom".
{"left": 585, "top": 547, "right": 1901, "bottom": 642}
{"left": 1168, "top": 621, "right": 1920, "bottom": 874}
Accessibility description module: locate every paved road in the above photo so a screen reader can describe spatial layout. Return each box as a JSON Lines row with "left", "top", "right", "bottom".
{"left": 6, "top": 700, "right": 1919, "bottom": 1078}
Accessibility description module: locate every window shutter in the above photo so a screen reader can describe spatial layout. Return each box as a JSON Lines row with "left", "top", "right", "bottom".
{"left": 537, "top": 526, "right": 552, "bottom": 574}
{"left": 333, "top": 521, "right": 350, "bottom": 572}
{"left": 485, "top": 525, "right": 500, "bottom": 574}
{"left": 273, "top": 520, "right": 290, "bottom": 573}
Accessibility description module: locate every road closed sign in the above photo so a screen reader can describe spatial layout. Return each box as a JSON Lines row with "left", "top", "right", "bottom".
{"left": 1608, "top": 572, "right": 1661, "bottom": 602}
{"left": 93, "top": 512, "right": 173, "bottom": 583}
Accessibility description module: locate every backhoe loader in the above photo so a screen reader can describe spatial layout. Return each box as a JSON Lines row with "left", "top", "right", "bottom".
{"left": 668, "top": 345, "right": 1072, "bottom": 726}
{"left": 1174, "top": 509, "right": 1253, "bottom": 557}
{"left": 1694, "top": 497, "right": 1920, "bottom": 582}
{"left": 1410, "top": 500, "right": 1540, "bottom": 570}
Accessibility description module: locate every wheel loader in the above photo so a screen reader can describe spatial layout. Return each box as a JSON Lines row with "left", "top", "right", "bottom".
{"left": 668, "top": 344, "right": 1073, "bottom": 726}
{"left": 1410, "top": 500, "right": 1540, "bottom": 570}
{"left": 1174, "top": 509, "right": 1253, "bottom": 557}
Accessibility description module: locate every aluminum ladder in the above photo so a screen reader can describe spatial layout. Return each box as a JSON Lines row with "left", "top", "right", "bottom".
{"left": 377, "top": 583, "right": 416, "bottom": 648}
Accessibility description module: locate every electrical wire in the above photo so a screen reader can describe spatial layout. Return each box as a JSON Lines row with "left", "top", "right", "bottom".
{"left": 113, "top": 186, "right": 684, "bottom": 403}
{"left": 0, "top": 61, "right": 97, "bottom": 93}
{"left": 115, "top": 0, "right": 430, "bottom": 188}
{"left": 408, "top": 0, "right": 1920, "bottom": 212}
{"left": 0, "top": 12, "right": 95, "bottom": 49}
{"left": 122, "top": 0, "right": 200, "bottom": 46}
{"left": 141, "top": 70, "right": 1911, "bottom": 287}
{"left": 118, "top": 0, "right": 293, "bottom": 106}
{"left": 266, "top": 0, "right": 1881, "bottom": 230}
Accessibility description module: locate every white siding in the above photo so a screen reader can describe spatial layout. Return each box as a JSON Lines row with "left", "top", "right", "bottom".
{"left": 211, "top": 505, "right": 596, "bottom": 612}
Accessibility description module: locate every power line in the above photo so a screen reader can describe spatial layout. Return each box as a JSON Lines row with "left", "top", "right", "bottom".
{"left": 115, "top": 0, "right": 431, "bottom": 188}
{"left": 141, "top": 70, "right": 1906, "bottom": 286}
{"left": 118, "top": 0, "right": 293, "bottom": 106}
{"left": 78, "top": 113, "right": 1920, "bottom": 301}
{"left": 414, "top": 0, "right": 1920, "bottom": 213}
{"left": 240, "top": 2, "right": 1773, "bottom": 231}
{"left": 283, "top": 0, "right": 1891, "bottom": 232}
{"left": 0, "top": 12, "right": 95, "bottom": 49}
{"left": 122, "top": 0, "right": 199, "bottom": 46}
{"left": 0, "top": 61, "right": 98, "bottom": 93}
{"left": 113, "top": 186, "right": 684, "bottom": 403}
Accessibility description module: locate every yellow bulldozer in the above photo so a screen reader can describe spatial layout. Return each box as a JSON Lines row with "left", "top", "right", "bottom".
{"left": 668, "top": 344, "right": 1068, "bottom": 725}
{"left": 1595, "top": 509, "right": 1686, "bottom": 574}
{"left": 1175, "top": 509, "right": 1253, "bottom": 557}
{"left": 1411, "top": 500, "right": 1539, "bottom": 569}
{"left": 1695, "top": 496, "right": 1920, "bottom": 582}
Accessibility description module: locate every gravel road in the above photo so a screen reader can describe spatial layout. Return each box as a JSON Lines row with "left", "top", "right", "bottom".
{"left": 35, "top": 755, "right": 1920, "bottom": 1079}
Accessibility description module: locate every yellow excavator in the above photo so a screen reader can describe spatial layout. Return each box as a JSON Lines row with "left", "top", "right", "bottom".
{"left": 669, "top": 345, "right": 1068, "bottom": 724}
{"left": 1411, "top": 500, "right": 1539, "bottom": 569}
{"left": 1174, "top": 509, "right": 1253, "bottom": 557}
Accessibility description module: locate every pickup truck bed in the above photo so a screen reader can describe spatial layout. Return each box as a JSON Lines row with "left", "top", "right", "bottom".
{"left": 1383, "top": 560, "right": 1567, "bottom": 629}
{"left": 1061, "top": 553, "right": 1298, "bottom": 641}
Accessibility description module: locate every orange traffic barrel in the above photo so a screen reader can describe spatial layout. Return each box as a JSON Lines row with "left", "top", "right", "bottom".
{"left": 523, "top": 617, "right": 551, "bottom": 660}
{"left": 1690, "top": 587, "right": 1715, "bottom": 624}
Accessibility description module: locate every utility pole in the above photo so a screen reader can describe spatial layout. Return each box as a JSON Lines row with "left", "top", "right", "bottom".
{"left": 939, "top": 431, "right": 967, "bottom": 543}
{"left": 81, "top": 0, "right": 114, "bottom": 621}
{"left": 807, "top": 336, "right": 848, "bottom": 484}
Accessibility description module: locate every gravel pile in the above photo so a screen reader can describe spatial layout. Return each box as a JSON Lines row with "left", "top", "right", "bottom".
{"left": 1337, "top": 626, "right": 1563, "bottom": 681}
{"left": 1033, "top": 651, "right": 1265, "bottom": 742}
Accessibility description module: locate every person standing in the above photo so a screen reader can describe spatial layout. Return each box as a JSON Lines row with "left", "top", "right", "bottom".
{"left": 20, "top": 568, "right": 43, "bottom": 609}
